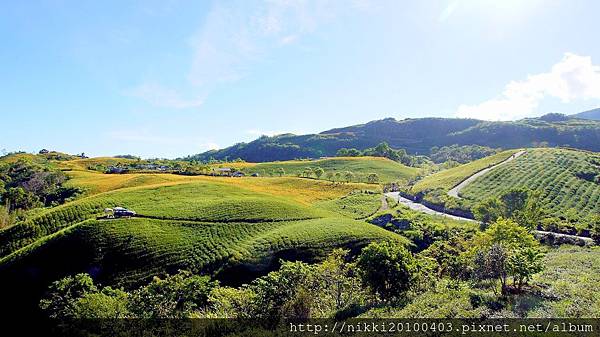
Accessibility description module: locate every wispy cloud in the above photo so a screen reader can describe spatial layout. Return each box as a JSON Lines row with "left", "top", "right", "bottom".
{"left": 187, "top": 0, "right": 347, "bottom": 87}
{"left": 439, "top": 1, "right": 459, "bottom": 22}
{"left": 126, "top": 82, "right": 205, "bottom": 109}
{"left": 455, "top": 53, "right": 600, "bottom": 120}
{"left": 127, "top": 0, "right": 372, "bottom": 109}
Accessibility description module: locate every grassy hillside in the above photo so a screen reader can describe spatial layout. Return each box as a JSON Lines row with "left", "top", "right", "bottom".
{"left": 315, "top": 190, "right": 382, "bottom": 219}
{"left": 361, "top": 245, "right": 600, "bottom": 318}
{"left": 0, "top": 175, "right": 379, "bottom": 257}
{"left": 187, "top": 114, "right": 600, "bottom": 162}
{"left": 460, "top": 148, "right": 600, "bottom": 217}
{"left": 0, "top": 157, "right": 399, "bottom": 317}
{"left": 0, "top": 216, "right": 404, "bottom": 287}
{"left": 235, "top": 156, "right": 419, "bottom": 183}
{"left": 411, "top": 150, "right": 520, "bottom": 193}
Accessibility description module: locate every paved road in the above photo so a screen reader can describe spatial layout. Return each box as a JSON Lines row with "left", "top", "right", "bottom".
{"left": 535, "top": 230, "right": 594, "bottom": 243}
{"left": 384, "top": 192, "right": 478, "bottom": 222}
{"left": 448, "top": 150, "right": 527, "bottom": 199}
{"left": 384, "top": 191, "right": 593, "bottom": 244}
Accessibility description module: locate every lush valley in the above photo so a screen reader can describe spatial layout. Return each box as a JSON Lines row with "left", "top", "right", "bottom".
{"left": 2, "top": 130, "right": 600, "bottom": 328}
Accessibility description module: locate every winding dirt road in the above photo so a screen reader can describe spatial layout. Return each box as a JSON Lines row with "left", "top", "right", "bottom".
{"left": 447, "top": 150, "right": 527, "bottom": 199}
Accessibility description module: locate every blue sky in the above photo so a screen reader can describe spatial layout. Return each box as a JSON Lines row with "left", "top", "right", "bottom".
{"left": 2, "top": 0, "right": 600, "bottom": 158}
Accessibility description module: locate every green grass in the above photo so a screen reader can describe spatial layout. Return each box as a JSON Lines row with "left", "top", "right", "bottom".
{"left": 361, "top": 245, "right": 600, "bottom": 318}
{"left": 315, "top": 191, "right": 382, "bottom": 219}
{"left": 460, "top": 148, "right": 600, "bottom": 217}
{"left": 235, "top": 156, "right": 419, "bottom": 183}
{"left": 0, "top": 179, "right": 340, "bottom": 258}
{"left": 0, "top": 217, "right": 405, "bottom": 288}
{"left": 527, "top": 245, "right": 600, "bottom": 318}
{"left": 412, "top": 150, "right": 519, "bottom": 194}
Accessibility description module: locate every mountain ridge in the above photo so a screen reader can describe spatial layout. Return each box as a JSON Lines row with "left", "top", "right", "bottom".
{"left": 186, "top": 112, "right": 600, "bottom": 162}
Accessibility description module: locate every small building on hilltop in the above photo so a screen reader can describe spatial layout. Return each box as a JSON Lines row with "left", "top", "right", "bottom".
{"left": 216, "top": 167, "right": 232, "bottom": 176}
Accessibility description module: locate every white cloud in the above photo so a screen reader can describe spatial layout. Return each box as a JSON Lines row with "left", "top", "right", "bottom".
{"left": 279, "top": 34, "right": 298, "bottom": 45}
{"left": 439, "top": 1, "right": 459, "bottom": 22}
{"left": 126, "top": 82, "right": 204, "bottom": 109}
{"left": 128, "top": 1, "right": 371, "bottom": 109}
{"left": 456, "top": 53, "right": 600, "bottom": 120}
{"left": 187, "top": 0, "right": 368, "bottom": 87}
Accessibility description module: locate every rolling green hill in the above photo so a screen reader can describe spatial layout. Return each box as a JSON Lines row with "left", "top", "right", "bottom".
{"left": 0, "top": 161, "right": 402, "bottom": 318}
{"left": 0, "top": 216, "right": 404, "bottom": 288}
{"left": 187, "top": 113, "right": 600, "bottom": 162}
{"left": 460, "top": 148, "right": 600, "bottom": 217}
{"left": 0, "top": 176, "right": 380, "bottom": 258}
{"left": 411, "top": 150, "right": 520, "bottom": 194}
{"left": 411, "top": 148, "right": 600, "bottom": 218}
{"left": 235, "top": 156, "right": 419, "bottom": 183}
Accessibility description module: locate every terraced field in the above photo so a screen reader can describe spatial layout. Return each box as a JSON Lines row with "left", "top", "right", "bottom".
{"left": 0, "top": 176, "right": 381, "bottom": 257}
{"left": 221, "top": 156, "right": 419, "bottom": 183}
{"left": 0, "top": 217, "right": 404, "bottom": 288}
{"left": 411, "top": 150, "right": 520, "bottom": 194}
{"left": 315, "top": 190, "right": 383, "bottom": 219}
{"left": 460, "top": 148, "right": 600, "bottom": 217}
{"left": 0, "top": 156, "right": 405, "bottom": 317}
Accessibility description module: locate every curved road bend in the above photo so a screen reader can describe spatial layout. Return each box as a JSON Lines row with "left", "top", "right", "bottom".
{"left": 384, "top": 191, "right": 593, "bottom": 244}
{"left": 448, "top": 150, "right": 527, "bottom": 199}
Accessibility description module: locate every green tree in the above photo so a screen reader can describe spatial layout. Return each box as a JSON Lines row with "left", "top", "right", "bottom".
{"left": 473, "top": 244, "right": 508, "bottom": 293}
{"left": 5, "top": 186, "right": 41, "bottom": 210}
{"left": 40, "top": 273, "right": 98, "bottom": 318}
{"left": 507, "top": 247, "right": 544, "bottom": 290}
{"left": 519, "top": 190, "right": 546, "bottom": 230}
{"left": 500, "top": 188, "right": 529, "bottom": 219}
{"left": 71, "top": 287, "right": 130, "bottom": 318}
{"left": 356, "top": 241, "right": 417, "bottom": 300}
{"left": 251, "top": 260, "right": 317, "bottom": 320}
{"left": 302, "top": 167, "right": 313, "bottom": 178}
{"left": 473, "top": 197, "right": 503, "bottom": 225}
{"left": 315, "top": 249, "right": 363, "bottom": 314}
{"left": 276, "top": 167, "right": 285, "bottom": 177}
{"left": 343, "top": 171, "right": 354, "bottom": 183}
{"left": 206, "top": 286, "right": 257, "bottom": 318}
{"left": 366, "top": 173, "right": 379, "bottom": 184}
{"left": 347, "top": 148, "right": 362, "bottom": 157}
{"left": 314, "top": 167, "right": 325, "bottom": 180}
{"left": 325, "top": 171, "right": 335, "bottom": 182}
{"left": 336, "top": 148, "right": 349, "bottom": 157}
{"left": 130, "top": 270, "right": 218, "bottom": 318}
{"left": 471, "top": 218, "right": 543, "bottom": 293}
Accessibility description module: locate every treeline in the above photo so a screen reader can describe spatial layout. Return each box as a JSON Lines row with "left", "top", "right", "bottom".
{"left": 40, "top": 217, "right": 545, "bottom": 320}
{"left": 337, "top": 142, "right": 500, "bottom": 168}
{"left": 429, "top": 144, "right": 500, "bottom": 164}
{"left": 0, "top": 159, "right": 80, "bottom": 228}
{"left": 291, "top": 167, "right": 380, "bottom": 184}
{"left": 336, "top": 142, "right": 428, "bottom": 166}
